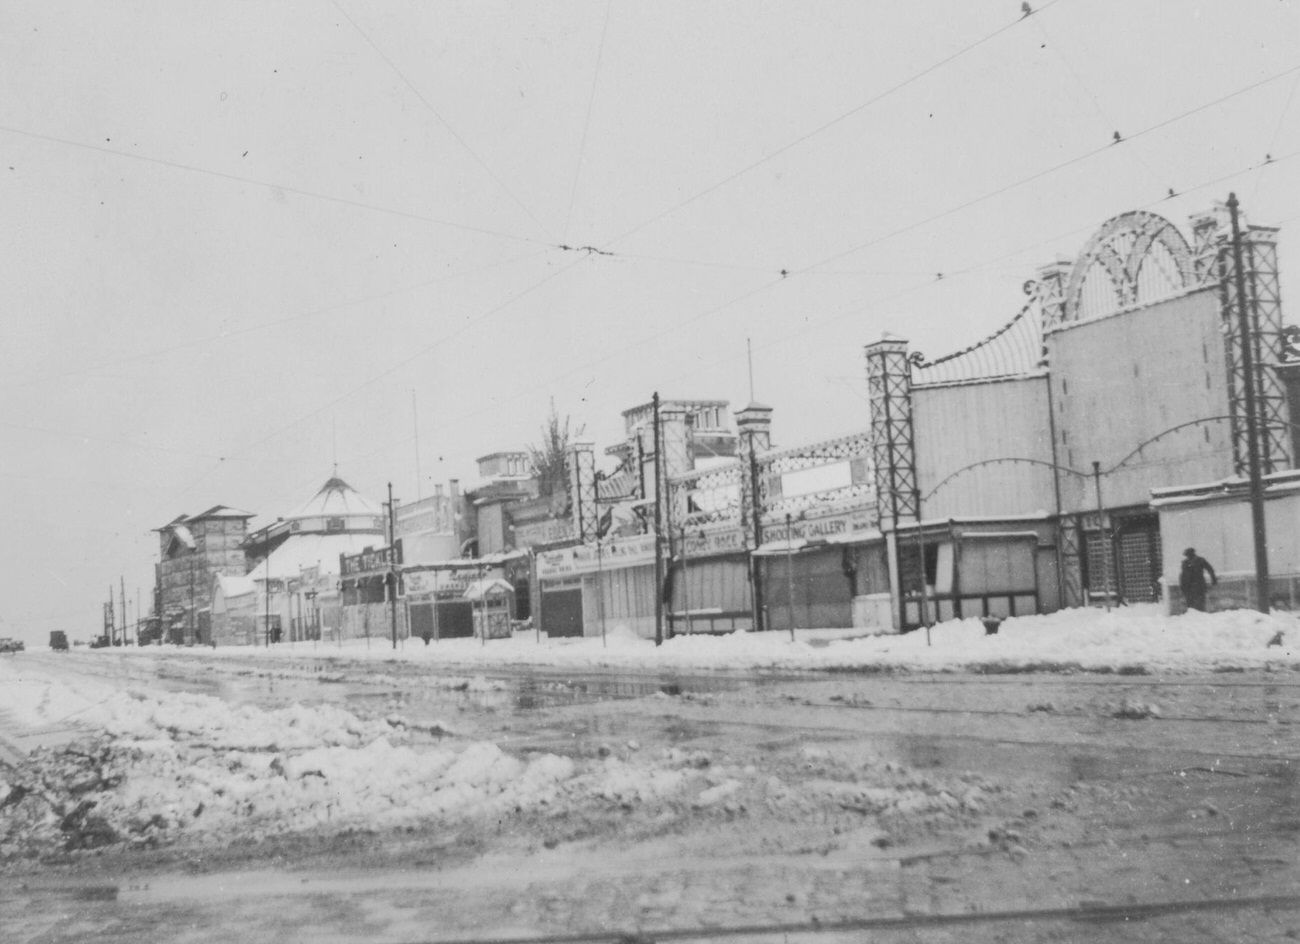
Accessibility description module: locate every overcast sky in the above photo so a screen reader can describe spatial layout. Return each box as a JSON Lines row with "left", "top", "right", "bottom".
{"left": 2, "top": 1, "right": 1299, "bottom": 643}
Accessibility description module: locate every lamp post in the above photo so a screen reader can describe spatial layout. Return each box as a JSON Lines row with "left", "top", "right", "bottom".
{"left": 596, "top": 535, "right": 607, "bottom": 647}
{"left": 1091, "top": 461, "right": 1112, "bottom": 612}
{"left": 784, "top": 514, "right": 796, "bottom": 642}
{"left": 387, "top": 482, "right": 400, "bottom": 650}
{"left": 652, "top": 392, "right": 664, "bottom": 646}
{"left": 680, "top": 525, "right": 692, "bottom": 636}
{"left": 478, "top": 560, "right": 486, "bottom": 648}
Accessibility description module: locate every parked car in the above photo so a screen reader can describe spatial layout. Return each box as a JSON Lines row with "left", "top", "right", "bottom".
{"left": 49, "top": 631, "right": 69, "bottom": 651}
{"left": 0, "top": 637, "right": 23, "bottom": 653}
{"left": 89, "top": 635, "right": 111, "bottom": 649}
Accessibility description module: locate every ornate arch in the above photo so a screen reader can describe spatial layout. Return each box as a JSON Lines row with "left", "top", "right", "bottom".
{"left": 1061, "top": 210, "right": 1197, "bottom": 324}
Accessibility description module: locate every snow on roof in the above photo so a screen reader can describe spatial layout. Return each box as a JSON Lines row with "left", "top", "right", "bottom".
{"left": 169, "top": 524, "right": 196, "bottom": 550}
{"left": 287, "top": 477, "right": 383, "bottom": 521}
{"left": 463, "top": 578, "right": 515, "bottom": 601}
{"left": 189, "top": 505, "right": 256, "bottom": 520}
{"left": 246, "top": 532, "right": 382, "bottom": 581}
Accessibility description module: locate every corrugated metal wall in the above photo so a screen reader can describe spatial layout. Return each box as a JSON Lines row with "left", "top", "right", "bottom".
{"left": 1048, "top": 288, "right": 1233, "bottom": 512}
{"left": 913, "top": 375, "right": 1056, "bottom": 520}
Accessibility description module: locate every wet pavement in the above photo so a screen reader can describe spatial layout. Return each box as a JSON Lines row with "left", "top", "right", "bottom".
{"left": 4, "top": 652, "right": 1299, "bottom": 943}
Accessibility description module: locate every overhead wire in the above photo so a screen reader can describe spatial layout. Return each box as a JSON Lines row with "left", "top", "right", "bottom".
{"left": 801, "top": 59, "right": 1300, "bottom": 273}
{"left": 652, "top": 147, "right": 1300, "bottom": 399}
{"left": 168, "top": 69, "right": 1300, "bottom": 478}
{"left": 206, "top": 254, "right": 590, "bottom": 467}
{"left": 0, "top": 122, "right": 551, "bottom": 249}
{"left": 561, "top": 0, "right": 613, "bottom": 243}
{"left": 1029, "top": 12, "right": 1166, "bottom": 194}
{"left": 0, "top": 247, "right": 550, "bottom": 390}
{"left": 1249, "top": 67, "right": 1300, "bottom": 206}
{"left": 330, "top": 0, "right": 555, "bottom": 241}
{"left": 40, "top": 10, "right": 1300, "bottom": 547}
{"left": 600, "top": 0, "right": 1066, "bottom": 250}
{"left": 0, "top": 418, "right": 225, "bottom": 460}
{"left": 411, "top": 73, "right": 1300, "bottom": 439}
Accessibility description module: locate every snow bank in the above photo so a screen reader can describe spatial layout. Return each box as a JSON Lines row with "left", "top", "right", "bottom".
{"left": 164, "top": 605, "right": 1298, "bottom": 675}
{"left": 2, "top": 606, "right": 1292, "bottom": 862}
{"left": 0, "top": 667, "right": 990, "bottom": 862}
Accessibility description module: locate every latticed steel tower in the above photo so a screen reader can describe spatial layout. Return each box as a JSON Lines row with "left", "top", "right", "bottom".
{"left": 567, "top": 440, "right": 599, "bottom": 542}
{"left": 1192, "top": 207, "right": 1292, "bottom": 475}
{"left": 864, "top": 337, "right": 918, "bottom": 526}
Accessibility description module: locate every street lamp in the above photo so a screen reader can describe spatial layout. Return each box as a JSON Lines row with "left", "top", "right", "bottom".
{"left": 784, "top": 514, "right": 796, "bottom": 642}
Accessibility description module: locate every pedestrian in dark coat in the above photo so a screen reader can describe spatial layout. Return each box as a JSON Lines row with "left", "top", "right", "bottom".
{"left": 1178, "top": 547, "right": 1216, "bottom": 612}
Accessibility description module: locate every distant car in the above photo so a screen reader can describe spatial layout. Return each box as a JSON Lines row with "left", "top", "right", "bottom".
{"left": 49, "top": 631, "right": 69, "bottom": 651}
{"left": 89, "top": 635, "right": 110, "bottom": 649}
{"left": 0, "top": 638, "right": 23, "bottom": 653}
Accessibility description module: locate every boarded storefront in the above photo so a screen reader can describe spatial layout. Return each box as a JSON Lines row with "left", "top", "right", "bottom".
{"left": 536, "top": 535, "right": 658, "bottom": 639}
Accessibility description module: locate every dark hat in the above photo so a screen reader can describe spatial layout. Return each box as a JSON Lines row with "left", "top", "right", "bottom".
{"left": 1184, "top": 547, "right": 1196, "bottom": 556}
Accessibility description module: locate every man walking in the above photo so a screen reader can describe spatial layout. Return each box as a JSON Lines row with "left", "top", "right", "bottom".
{"left": 1179, "top": 547, "right": 1216, "bottom": 612}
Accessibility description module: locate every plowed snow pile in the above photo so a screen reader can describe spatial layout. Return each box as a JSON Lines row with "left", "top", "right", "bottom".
{"left": 0, "top": 683, "right": 986, "bottom": 862}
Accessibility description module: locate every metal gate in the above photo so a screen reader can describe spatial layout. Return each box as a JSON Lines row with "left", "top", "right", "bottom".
{"left": 434, "top": 600, "right": 474, "bottom": 638}
{"left": 1116, "top": 520, "right": 1162, "bottom": 603}
{"left": 541, "top": 588, "right": 584, "bottom": 638}
{"left": 409, "top": 603, "right": 434, "bottom": 640}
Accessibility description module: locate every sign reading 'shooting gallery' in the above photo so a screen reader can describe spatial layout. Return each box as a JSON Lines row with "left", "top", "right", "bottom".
{"left": 535, "top": 507, "right": 878, "bottom": 581}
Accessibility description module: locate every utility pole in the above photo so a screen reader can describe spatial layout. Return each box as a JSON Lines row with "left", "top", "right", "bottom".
{"left": 120, "top": 576, "right": 127, "bottom": 647}
{"left": 747, "top": 429, "right": 765, "bottom": 632}
{"left": 412, "top": 391, "right": 423, "bottom": 501}
{"left": 652, "top": 392, "right": 664, "bottom": 646}
{"left": 680, "top": 526, "right": 692, "bottom": 636}
{"left": 108, "top": 584, "right": 116, "bottom": 646}
{"left": 1092, "top": 461, "right": 1112, "bottom": 612}
{"left": 784, "top": 514, "right": 795, "bottom": 641}
{"left": 1228, "top": 193, "right": 1271, "bottom": 613}
{"left": 387, "top": 482, "right": 400, "bottom": 650}
{"left": 913, "top": 491, "right": 931, "bottom": 647}
{"left": 263, "top": 554, "right": 271, "bottom": 647}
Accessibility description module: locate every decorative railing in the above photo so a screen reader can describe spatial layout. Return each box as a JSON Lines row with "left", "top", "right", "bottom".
{"left": 665, "top": 430, "right": 876, "bottom": 531}
{"left": 908, "top": 302, "right": 1044, "bottom": 386}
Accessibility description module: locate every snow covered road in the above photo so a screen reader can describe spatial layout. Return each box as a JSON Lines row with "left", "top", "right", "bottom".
{"left": 3, "top": 607, "right": 1299, "bottom": 942}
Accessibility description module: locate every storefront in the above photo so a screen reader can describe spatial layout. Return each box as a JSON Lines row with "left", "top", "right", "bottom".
{"left": 404, "top": 560, "right": 509, "bottom": 641}
{"left": 891, "top": 517, "right": 1057, "bottom": 628}
{"left": 754, "top": 507, "right": 879, "bottom": 632}
{"left": 666, "top": 528, "right": 753, "bottom": 634}
{"left": 536, "top": 534, "right": 658, "bottom": 639}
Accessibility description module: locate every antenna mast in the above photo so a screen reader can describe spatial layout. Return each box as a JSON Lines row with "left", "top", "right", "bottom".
{"left": 747, "top": 337, "right": 756, "bottom": 402}
{"left": 412, "top": 391, "right": 423, "bottom": 500}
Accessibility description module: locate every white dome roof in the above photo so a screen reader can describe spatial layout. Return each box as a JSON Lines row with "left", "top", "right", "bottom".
{"left": 288, "top": 477, "right": 382, "bottom": 521}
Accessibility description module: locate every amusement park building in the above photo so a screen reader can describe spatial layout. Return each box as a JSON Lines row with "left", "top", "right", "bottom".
{"left": 207, "top": 477, "right": 388, "bottom": 646}
{"left": 165, "top": 202, "right": 1297, "bottom": 645}
{"left": 520, "top": 202, "right": 1299, "bottom": 637}
{"left": 154, "top": 505, "right": 255, "bottom": 645}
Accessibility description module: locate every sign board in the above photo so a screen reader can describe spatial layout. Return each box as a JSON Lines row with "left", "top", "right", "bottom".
{"left": 678, "top": 528, "right": 748, "bottom": 556}
{"left": 537, "top": 534, "right": 656, "bottom": 579}
{"left": 763, "top": 507, "right": 878, "bottom": 542}
{"left": 514, "top": 517, "right": 575, "bottom": 547}
{"left": 404, "top": 565, "right": 503, "bottom": 598}
{"left": 340, "top": 544, "right": 401, "bottom": 577}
